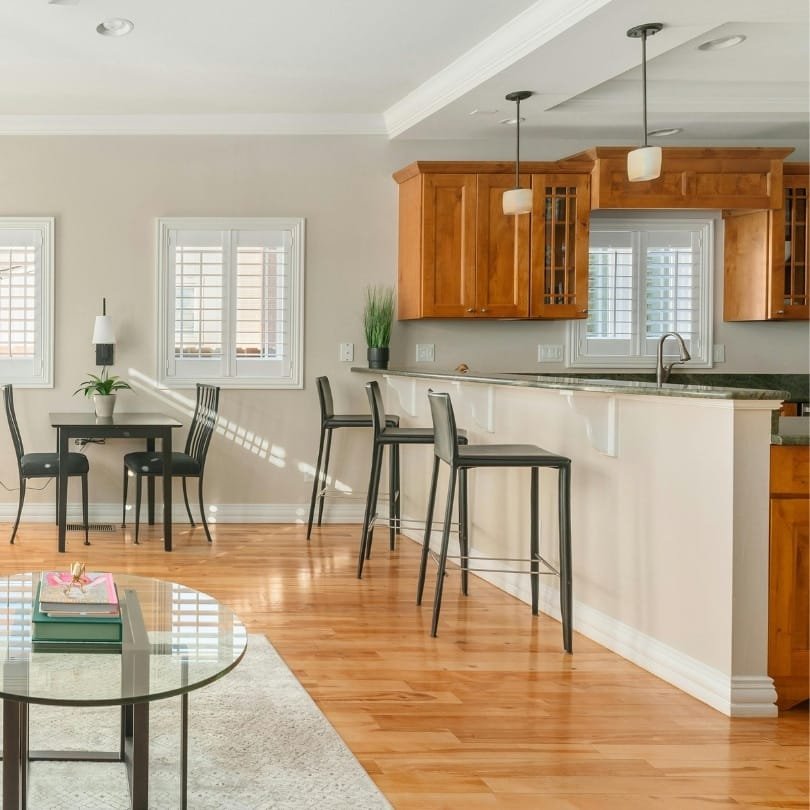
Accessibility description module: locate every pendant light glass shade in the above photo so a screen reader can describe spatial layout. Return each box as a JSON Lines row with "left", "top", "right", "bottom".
{"left": 503, "top": 187, "right": 533, "bottom": 216}
{"left": 626, "top": 23, "right": 663, "bottom": 183}
{"left": 502, "top": 90, "right": 533, "bottom": 215}
{"left": 627, "top": 145, "right": 662, "bottom": 182}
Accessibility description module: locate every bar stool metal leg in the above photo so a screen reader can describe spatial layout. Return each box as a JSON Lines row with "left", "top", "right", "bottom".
{"left": 417, "top": 456, "right": 441, "bottom": 605}
{"left": 306, "top": 424, "right": 327, "bottom": 540}
{"left": 430, "top": 467, "right": 457, "bottom": 638}
{"left": 559, "top": 463, "right": 573, "bottom": 653}
{"left": 317, "top": 428, "right": 333, "bottom": 528}
{"left": 388, "top": 444, "right": 397, "bottom": 551}
{"left": 358, "top": 441, "right": 385, "bottom": 578}
{"left": 458, "top": 468, "right": 469, "bottom": 597}
{"left": 530, "top": 467, "right": 539, "bottom": 615}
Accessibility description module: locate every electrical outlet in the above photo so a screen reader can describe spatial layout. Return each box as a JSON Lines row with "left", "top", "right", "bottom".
{"left": 339, "top": 342, "right": 354, "bottom": 362}
{"left": 537, "top": 344, "right": 563, "bottom": 362}
{"left": 416, "top": 343, "right": 435, "bottom": 362}
{"left": 712, "top": 344, "right": 726, "bottom": 363}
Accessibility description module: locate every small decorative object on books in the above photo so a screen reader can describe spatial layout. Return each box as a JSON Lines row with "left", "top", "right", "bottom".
{"left": 363, "top": 285, "right": 394, "bottom": 370}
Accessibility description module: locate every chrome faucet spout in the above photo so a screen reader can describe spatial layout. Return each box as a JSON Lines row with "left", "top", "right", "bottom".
{"left": 656, "top": 332, "right": 691, "bottom": 386}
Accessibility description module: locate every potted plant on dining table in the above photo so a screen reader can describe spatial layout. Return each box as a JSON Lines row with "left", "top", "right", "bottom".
{"left": 74, "top": 368, "right": 132, "bottom": 418}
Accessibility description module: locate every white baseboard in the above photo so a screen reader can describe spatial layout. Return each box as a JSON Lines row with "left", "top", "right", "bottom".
{"left": 0, "top": 501, "right": 368, "bottom": 524}
{"left": 401, "top": 524, "right": 777, "bottom": 718}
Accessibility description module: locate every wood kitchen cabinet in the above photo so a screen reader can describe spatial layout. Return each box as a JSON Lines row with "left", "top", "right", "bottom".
{"left": 769, "top": 444, "right": 810, "bottom": 710}
{"left": 724, "top": 163, "right": 808, "bottom": 321}
{"left": 394, "top": 161, "right": 591, "bottom": 320}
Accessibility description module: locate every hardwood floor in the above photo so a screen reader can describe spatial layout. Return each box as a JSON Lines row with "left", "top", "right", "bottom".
{"left": 1, "top": 521, "right": 807, "bottom": 809}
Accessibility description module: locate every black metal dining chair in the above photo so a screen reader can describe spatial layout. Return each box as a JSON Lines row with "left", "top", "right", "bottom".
{"left": 2, "top": 384, "right": 89, "bottom": 545}
{"left": 122, "top": 383, "right": 220, "bottom": 543}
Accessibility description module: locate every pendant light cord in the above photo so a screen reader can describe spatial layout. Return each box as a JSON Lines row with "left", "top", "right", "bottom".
{"left": 515, "top": 97, "right": 521, "bottom": 188}
{"left": 641, "top": 30, "right": 649, "bottom": 148}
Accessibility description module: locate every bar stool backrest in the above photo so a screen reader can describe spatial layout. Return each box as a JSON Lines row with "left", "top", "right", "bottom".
{"left": 316, "top": 376, "right": 334, "bottom": 422}
{"left": 184, "top": 383, "right": 221, "bottom": 469}
{"left": 2, "top": 385, "right": 25, "bottom": 469}
{"left": 427, "top": 391, "right": 459, "bottom": 466}
{"left": 365, "top": 380, "right": 386, "bottom": 438}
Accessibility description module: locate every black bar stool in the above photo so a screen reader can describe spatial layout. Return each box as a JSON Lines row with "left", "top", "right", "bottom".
{"left": 306, "top": 376, "right": 399, "bottom": 539}
{"left": 358, "top": 380, "right": 468, "bottom": 578}
{"left": 418, "top": 390, "right": 573, "bottom": 652}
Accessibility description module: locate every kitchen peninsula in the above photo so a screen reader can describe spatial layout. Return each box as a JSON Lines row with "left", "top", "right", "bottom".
{"left": 353, "top": 366, "right": 789, "bottom": 717}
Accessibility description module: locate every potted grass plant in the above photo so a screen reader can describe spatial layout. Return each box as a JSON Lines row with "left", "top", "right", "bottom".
{"left": 74, "top": 368, "right": 132, "bottom": 418}
{"left": 363, "top": 285, "right": 394, "bottom": 369}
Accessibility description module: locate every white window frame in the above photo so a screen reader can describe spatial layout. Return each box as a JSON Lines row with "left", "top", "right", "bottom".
{"left": 157, "top": 217, "right": 305, "bottom": 389}
{"left": 567, "top": 215, "right": 714, "bottom": 370}
{"left": 0, "top": 217, "right": 54, "bottom": 388}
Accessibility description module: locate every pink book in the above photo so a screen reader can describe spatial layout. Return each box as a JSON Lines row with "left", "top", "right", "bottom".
{"left": 38, "top": 571, "right": 119, "bottom": 612}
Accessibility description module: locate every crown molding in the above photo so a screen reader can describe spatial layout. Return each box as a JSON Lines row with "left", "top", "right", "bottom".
{"left": 0, "top": 113, "right": 387, "bottom": 136}
{"left": 383, "top": 0, "right": 614, "bottom": 138}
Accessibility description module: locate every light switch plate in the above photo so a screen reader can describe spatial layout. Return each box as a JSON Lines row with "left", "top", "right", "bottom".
{"left": 339, "top": 342, "right": 354, "bottom": 362}
{"left": 712, "top": 344, "right": 726, "bottom": 363}
{"left": 537, "top": 344, "right": 563, "bottom": 362}
{"left": 416, "top": 343, "right": 435, "bottom": 362}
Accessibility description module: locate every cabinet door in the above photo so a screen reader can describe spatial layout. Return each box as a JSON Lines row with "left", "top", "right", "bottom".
{"left": 421, "top": 174, "right": 476, "bottom": 317}
{"left": 769, "top": 174, "right": 809, "bottom": 320}
{"left": 769, "top": 497, "right": 810, "bottom": 710}
{"left": 530, "top": 174, "right": 590, "bottom": 318}
{"left": 474, "top": 174, "right": 530, "bottom": 318}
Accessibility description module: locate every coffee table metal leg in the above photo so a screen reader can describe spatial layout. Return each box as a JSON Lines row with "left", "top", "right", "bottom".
{"left": 123, "top": 702, "right": 150, "bottom": 810}
{"left": 3, "top": 698, "right": 25, "bottom": 810}
{"left": 181, "top": 692, "right": 188, "bottom": 809}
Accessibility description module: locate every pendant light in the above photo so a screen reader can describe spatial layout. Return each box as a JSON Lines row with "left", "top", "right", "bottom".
{"left": 502, "top": 90, "right": 533, "bottom": 215}
{"left": 626, "top": 23, "right": 663, "bottom": 182}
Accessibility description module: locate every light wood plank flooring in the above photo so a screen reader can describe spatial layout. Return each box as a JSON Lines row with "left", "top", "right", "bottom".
{"left": 0, "top": 522, "right": 806, "bottom": 809}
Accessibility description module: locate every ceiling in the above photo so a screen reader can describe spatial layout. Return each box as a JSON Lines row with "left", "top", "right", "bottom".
{"left": 0, "top": 0, "right": 806, "bottom": 146}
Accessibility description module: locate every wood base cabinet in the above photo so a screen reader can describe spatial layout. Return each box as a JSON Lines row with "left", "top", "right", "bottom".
{"left": 769, "top": 444, "right": 810, "bottom": 710}
{"left": 394, "top": 161, "right": 591, "bottom": 320}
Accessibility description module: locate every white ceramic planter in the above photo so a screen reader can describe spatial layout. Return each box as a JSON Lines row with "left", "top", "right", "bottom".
{"left": 93, "top": 393, "right": 116, "bottom": 418}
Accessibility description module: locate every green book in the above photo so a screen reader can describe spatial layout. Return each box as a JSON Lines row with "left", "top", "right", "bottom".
{"left": 32, "top": 584, "right": 122, "bottom": 643}
{"left": 32, "top": 640, "right": 122, "bottom": 655}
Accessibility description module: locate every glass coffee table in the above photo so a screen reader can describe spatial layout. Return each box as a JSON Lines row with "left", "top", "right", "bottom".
{"left": 0, "top": 573, "right": 247, "bottom": 810}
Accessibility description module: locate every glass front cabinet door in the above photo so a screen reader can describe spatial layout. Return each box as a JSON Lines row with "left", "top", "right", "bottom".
{"left": 773, "top": 169, "right": 809, "bottom": 319}
{"left": 530, "top": 174, "right": 591, "bottom": 319}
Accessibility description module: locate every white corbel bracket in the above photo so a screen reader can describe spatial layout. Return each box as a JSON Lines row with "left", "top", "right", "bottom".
{"left": 563, "top": 391, "right": 618, "bottom": 457}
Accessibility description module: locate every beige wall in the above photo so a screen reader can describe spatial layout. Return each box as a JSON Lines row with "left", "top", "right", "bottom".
{"left": 0, "top": 134, "right": 806, "bottom": 513}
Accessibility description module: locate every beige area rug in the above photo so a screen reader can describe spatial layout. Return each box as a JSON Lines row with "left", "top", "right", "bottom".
{"left": 7, "top": 635, "right": 391, "bottom": 809}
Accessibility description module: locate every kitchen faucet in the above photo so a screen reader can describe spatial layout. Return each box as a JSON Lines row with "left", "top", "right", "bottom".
{"left": 656, "top": 332, "right": 691, "bottom": 386}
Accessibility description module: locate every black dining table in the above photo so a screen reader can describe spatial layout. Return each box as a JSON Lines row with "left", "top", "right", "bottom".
{"left": 49, "top": 412, "right": 183, "bottom": 552}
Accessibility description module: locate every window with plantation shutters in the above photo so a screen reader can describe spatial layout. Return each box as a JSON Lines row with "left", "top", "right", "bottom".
{"left": 568, "top": 217, "right": 713, "bottom": 368}
{"left": 0, "top": 218, "right": 53, "bottom": 387}
{"left": 158, "top": 218, "right": 304, "bottom": 388}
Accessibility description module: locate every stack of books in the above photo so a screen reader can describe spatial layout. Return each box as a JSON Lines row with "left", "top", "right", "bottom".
{"left": 32, "top": 571, "right": 122, "bottom": 653}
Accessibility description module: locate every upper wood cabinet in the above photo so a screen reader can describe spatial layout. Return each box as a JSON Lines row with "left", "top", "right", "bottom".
{"left": 394, "top": 162, "right": 591, "bottom": 320}
{"left": 573, "top": 146, "right": 793, "bottom": 210}
{"left": 724, "top": 163, "right": 809, "bottom": 321}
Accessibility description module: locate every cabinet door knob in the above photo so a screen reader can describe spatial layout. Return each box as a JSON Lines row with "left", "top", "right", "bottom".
{"left": 480, "top": 308, "right": 489, "bottom": 313}
{"left": 580, "top": 308, "right": 588, "bottom": 314}
{"left": 776, "top": 310, "right": 785, "bottom": 315}
{"left": 466, "top": 307, "right": 475, "bottom": 313}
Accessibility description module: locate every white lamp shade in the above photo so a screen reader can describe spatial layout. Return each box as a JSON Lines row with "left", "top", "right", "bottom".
{"left": 627, "top": 145, "right": 662, "bottom": 182}
{"left": 92, "top": 314, "right": 116, "bottom": 344}
{"left": 502, "top": 187, "right": 533, "bottom": 215}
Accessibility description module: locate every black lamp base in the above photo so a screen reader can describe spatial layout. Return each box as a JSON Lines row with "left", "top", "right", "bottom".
{"left": 95, "top": 344, "right": 114, "bottom": 366}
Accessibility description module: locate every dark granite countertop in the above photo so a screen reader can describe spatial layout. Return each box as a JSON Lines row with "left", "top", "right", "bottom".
{"left": 352, "top": 367, "right": 791, "bottom": 402}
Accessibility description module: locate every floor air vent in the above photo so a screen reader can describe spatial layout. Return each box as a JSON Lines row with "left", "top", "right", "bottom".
{"left": 67, "top": 523, "right": 117, "bottom": 533}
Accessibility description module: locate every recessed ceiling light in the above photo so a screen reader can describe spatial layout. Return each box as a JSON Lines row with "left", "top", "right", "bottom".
{"left": 648, "top": 128, "right": 683, "bottom": 137}
{"left": 698, "top": 34, "right": 746, "bottom": 51}
{"left": 469, "top": 109, "right": 500, "bottom": 116}
{"left": 96, "top": 18, "right": 134, "bottom": 37}
{"left": 499, "top": 117, "right": 526, "bottom": 125}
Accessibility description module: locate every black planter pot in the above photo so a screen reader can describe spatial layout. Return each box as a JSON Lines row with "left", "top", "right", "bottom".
{"left": 367, "top": 347, "right": 390, "bottom": 369}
